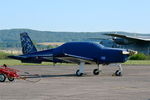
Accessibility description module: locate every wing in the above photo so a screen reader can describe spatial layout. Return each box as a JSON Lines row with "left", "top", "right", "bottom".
{"left": 56, "top": 53, "right": 95, "bottom": 64}
{"left": 104, "top": 33, "right": 150, "bottom": 42}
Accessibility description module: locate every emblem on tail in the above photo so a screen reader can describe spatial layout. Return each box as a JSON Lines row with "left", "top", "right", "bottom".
{"left": 20, "top": 32, "right": 37, "bottom": 54}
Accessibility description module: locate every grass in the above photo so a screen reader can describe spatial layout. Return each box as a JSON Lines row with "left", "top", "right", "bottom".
{"left": 124, "top": 60, "right": 150, "bottom": 65}
{"left": 0, "top": 59, "right": 150, "bottom": 66}
{"left": 0, "top": 59, "right": 74, "bottom": 66}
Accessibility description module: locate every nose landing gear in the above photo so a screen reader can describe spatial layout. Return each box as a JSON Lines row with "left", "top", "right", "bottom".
{"left": 113, "top": 64, "right": 122, "bottom": 76}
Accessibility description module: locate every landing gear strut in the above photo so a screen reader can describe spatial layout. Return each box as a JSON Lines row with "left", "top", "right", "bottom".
{"left": 76, "top": 62, "right": 85, "bottom": 76}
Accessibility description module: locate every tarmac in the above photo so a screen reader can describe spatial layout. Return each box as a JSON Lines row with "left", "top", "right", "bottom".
{"left": 0, "top": 64, "right": 150, "bottom": 100}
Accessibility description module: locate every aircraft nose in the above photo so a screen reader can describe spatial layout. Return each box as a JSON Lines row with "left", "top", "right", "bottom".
{"left": 122, "top": 49, "right": 138, "bottom": 56}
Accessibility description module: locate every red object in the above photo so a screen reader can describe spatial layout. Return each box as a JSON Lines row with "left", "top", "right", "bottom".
{"left": 0, "top": 65, "right": 20, "bottom": 78}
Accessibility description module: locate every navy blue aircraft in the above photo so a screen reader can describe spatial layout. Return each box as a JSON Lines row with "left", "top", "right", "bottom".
{"left": 9, "top": 32, "right": 137, "bottom": 76}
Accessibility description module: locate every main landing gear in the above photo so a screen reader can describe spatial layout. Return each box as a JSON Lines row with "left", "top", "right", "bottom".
{"left": 76, "top": 62, "right": 84, "bottom": 76}
{"left": 93, "top": 64, "right": 101, "bottom": 75}
{"left": 75, "top": 62, "right": 123, "bottom": 77}
{"left": 76, "top": 62, "right": 102, "bottom": 76}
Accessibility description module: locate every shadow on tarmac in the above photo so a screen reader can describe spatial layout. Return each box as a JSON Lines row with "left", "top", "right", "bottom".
{"left": 21, "top": 74, "right": 76, "bottom": 78}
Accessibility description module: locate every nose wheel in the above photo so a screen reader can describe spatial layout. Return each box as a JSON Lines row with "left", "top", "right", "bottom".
{"left": 115, "top": 70, "right": 122, "bottom": 76}
{"left": 114, "top": 64, "right": 122, "bottom": 76}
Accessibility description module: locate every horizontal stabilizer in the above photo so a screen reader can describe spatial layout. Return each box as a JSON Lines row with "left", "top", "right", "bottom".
{"left": 8, "top": 55, "right": 42, "bottom": 64}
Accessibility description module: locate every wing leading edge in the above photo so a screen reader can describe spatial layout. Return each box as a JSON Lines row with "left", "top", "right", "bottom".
{"left": 57, "top": 53, "right": 95, "bottom": 64}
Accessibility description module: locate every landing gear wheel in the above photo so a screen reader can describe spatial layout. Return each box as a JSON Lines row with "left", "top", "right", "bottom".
{"left": 115, "top": 70, "right": 122, "bottom": 76}
{"left": 93, "top": 69, "right": 100, "bottom": 75}
{"left": 0, "top": 74, "right": 6, "bottom": 82}
{"left": 8, "top": 77, "right": 15, "bottom": 82}
{"left": 76, "top": 70, "right": 83, "bottom": 76}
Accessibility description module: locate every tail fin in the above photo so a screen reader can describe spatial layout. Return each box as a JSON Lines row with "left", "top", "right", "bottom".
{"left": 20, "top": 32, "right": 37, "bottom": 54}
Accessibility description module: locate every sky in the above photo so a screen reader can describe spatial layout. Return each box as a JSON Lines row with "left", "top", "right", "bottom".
{"left": 0, "top": 0, "right": 150, "bottom": 33}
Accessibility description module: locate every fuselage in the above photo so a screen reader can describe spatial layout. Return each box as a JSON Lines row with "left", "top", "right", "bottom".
{"left": 45, "top": 42, "right": 129, "bottom": 64}
{"left": 12, "top": 42, "right": 130, "bottom": 64}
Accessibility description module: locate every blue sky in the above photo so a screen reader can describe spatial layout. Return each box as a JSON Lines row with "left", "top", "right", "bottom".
{"left": 0, "top": 0, "right": 150, "bottom": 33}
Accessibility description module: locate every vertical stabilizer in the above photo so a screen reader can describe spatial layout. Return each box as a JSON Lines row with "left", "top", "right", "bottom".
{"left": 20, "top": 32, "right": 37, "bottom": 54}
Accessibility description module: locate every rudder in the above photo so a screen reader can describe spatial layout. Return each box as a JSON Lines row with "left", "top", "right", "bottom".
{"left": 20, "top": 32, "right": 37, "bottom": 54}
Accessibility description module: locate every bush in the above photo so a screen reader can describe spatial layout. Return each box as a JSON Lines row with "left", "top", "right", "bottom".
{"left": 0, "top": 52, "right": 11, "bottom": 59}
{"left": 129, "top": 53, "right": 148, "bottom": 60}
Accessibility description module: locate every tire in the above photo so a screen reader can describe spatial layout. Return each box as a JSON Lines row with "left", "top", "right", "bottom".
{"left": 76, "top": 70, "right": 83, "bottom": 76}
{"left": 0, "top": 74, "right": 6, "bottom": 82}
{"left": 8, "top": 77, "right": 15, "bottom": 82}
{"left": 93, "top": 69, "right": 99, "bottom": 75}
{"left": 115, "top": 70, "right": 122, "bottom": 76}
